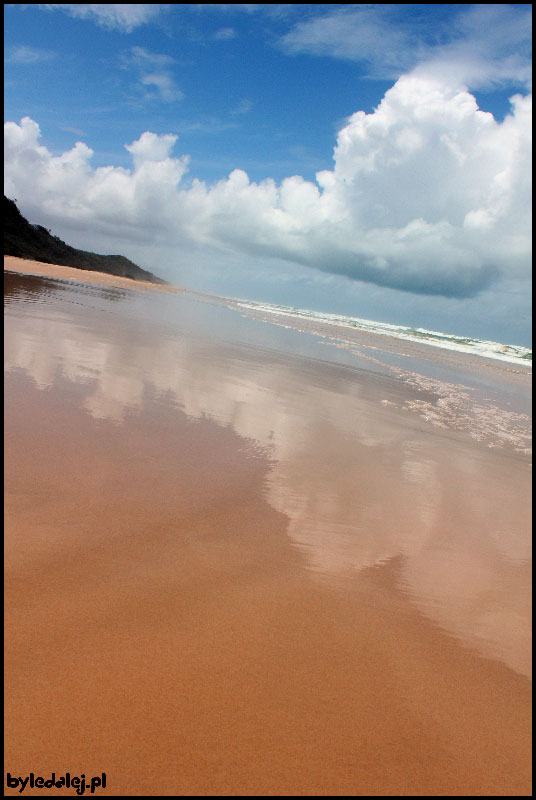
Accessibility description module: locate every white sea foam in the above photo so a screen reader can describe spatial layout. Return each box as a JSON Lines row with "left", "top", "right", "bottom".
{"left": 230, "top": 299, "right": 532, "bottom": 368}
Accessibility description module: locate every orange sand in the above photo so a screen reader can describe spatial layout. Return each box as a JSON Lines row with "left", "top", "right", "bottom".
{"left": 4, "top": 262, "right": 532, "bottom": 796}
{"left": 4, "top": 255, "right": 180, "bottom": 294}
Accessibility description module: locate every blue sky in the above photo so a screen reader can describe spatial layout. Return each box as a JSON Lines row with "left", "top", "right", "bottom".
{"left": 4, "top": 4, "right": 533, "bottom": 345}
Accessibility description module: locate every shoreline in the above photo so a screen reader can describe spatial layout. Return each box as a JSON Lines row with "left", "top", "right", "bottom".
{"left": 7, "top": 256, "right": 531, "bottom": 375}
{"left": 226, "top": 297, "right": 532, "bottom": 368}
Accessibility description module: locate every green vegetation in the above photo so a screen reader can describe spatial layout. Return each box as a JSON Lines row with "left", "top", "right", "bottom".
{"left": 4, "top": 196, "right": 166, "bottom": 284}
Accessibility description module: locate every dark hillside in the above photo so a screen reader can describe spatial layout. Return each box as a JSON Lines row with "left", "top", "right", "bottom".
{"left": 4, "top": 196, "right": 166, "bottom": 284}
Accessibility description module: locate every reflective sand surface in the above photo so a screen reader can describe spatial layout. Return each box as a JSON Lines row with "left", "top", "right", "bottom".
{"left": 4, "top": 268, "right": 532, "bottom": 796}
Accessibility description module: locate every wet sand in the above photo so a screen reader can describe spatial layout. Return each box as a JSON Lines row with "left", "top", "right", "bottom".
{"left": 4, "top": 261, "right": 532, "bottom": 796}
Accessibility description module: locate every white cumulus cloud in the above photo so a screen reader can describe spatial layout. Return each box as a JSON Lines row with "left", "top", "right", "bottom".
{"left": 4, "top": 73, "right": 532, "bottom": 298}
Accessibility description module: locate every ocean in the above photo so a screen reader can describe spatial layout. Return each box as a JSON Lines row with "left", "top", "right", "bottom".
{"left": 229, "top": 298, "right": 532, "bottom": 367}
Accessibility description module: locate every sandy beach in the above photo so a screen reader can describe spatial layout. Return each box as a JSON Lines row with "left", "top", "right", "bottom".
{"left": 4, "top": 259, "right": 532, "bottom": 796}
{"left": 3, "top": 255, "right": 181, "bottom": 294}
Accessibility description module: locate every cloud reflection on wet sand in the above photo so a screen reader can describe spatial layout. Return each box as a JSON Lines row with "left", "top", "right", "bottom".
{"left": 5, "top": 275, "right": 531, "bottom": 679}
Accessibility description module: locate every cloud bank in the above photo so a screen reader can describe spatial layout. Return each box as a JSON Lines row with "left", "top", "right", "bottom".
{"left": 4, "top": 73, "right": 532, "bottom": 298}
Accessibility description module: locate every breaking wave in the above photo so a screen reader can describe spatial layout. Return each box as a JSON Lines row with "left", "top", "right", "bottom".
{"left": 230, "top": 299, "right": 532, "bottom": 367}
